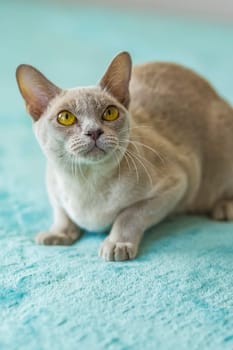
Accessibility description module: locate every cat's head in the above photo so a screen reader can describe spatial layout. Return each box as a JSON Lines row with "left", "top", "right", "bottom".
{"left": 16, "top": 52, "right": 132, "bottom": 169}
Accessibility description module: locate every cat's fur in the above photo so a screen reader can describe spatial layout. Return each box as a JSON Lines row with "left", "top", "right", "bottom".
{"left": 16, "top": 52, "right": 233, "bottom": 261}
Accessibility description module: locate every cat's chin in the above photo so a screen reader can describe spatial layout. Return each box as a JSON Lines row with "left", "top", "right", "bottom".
{"left": 85, "top": 146, "right": 106, "bottom": 161}
{"left": 76, "top": 146, "right": 109, "bottom": 164}
{"left": 86, "top": 145, "right": 106, "bottom": 156}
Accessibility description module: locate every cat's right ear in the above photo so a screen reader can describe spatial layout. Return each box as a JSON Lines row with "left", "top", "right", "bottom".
{"left": 99, "top": 52, "right": 132, "bottom": 108}
{"left": 16, "top": 65, "right": 61, "bottom": 121}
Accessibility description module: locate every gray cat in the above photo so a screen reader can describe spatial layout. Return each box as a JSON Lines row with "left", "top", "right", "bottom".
{"left": 16, "top": 52, "right": 233, "bottom": 261}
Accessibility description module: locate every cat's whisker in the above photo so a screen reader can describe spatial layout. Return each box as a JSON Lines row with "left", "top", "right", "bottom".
{"left": 120, "top": 148, "right": 132, "bottom": 173}
{"left": 117, "top": 145, "right": 140, "bottom": 184}
{"left": 124, "top": 150, "right": 140, "bottom": 184}
{"left": 71, "top": 156, "right": 75, "bottom": 177}
{"left": 130, "top": 139, "right": 166, "bottom": 164}
{"left": 63, "top": 155, "right": 67, "bottom": 170}
{"left": 119, "top": 137, "right": 166, "bottom": 165}
{"left": 113, "top": 148, "right": 122, "bottom": 182}
{"left": 104, "top": 136, "right": 119, "bottom": 147}
{"left": 78, "top": 158, "right": 87, "bottom": 184}
{"left": 128, "top": 139, "right": 141, "bottom": 157}
{"left": 119, "top": 124, "right": 166, "bottom": 166}
{"left": 116, "top": 146, "right": 132, "bottom": 173}
{"left": 118, "top": 124, "right": 153, "bottom": 135}
{"left": 74, "top": 155, "right": 78, "bottom": 178}
{"left": 118, "top": 139, "right": 158, "bottom": 170}
{"left": 125, "top": 148, "right": 153, "bottom": 186}
{"left": 117, "top": 143, "right": 154, "bottom": 186}
{"left": 62, "top": 153, "right": 71, "bottom": 173}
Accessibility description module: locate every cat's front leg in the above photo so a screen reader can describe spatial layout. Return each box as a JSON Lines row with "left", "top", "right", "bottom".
{"left": 99, "top": 171, "right": 187, "bottom": 261}
{"left": 35, "top": 206, "right": 81, "bottom": 246}
{"left": 99, "top": 209, "right": 143, "bottom": 261}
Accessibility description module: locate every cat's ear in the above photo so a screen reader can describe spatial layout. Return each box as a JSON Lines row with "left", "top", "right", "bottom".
{"left": 16, "top": 65, "right": 61, "bottom": 121}
{"left": 99, "top": 52, "right": 132, "bottom": 108}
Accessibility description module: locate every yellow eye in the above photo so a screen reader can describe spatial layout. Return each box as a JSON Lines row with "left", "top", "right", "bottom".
{"left": 57, "top": 110, "right": 77, "bottom": 126}
{"left": 102, "top": 106, "right": 119, "bottom": 121}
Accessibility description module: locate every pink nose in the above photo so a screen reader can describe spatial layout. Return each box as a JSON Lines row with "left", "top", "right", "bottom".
{"left": 85, "top": 129, "right": 103, "bottom": 141}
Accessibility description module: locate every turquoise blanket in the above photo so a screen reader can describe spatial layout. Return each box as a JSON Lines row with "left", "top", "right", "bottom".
{"left": 1, "top": 1, "right": 233, "bottom": 349}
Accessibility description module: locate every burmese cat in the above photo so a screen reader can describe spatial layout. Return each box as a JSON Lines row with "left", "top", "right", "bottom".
{"left": 16, "top": 52, "right": 233, "bottom": 261}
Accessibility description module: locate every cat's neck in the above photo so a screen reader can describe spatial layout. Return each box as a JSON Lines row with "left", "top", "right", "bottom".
{"left": 49, "top": 152, "right": 124, "bottom": 186}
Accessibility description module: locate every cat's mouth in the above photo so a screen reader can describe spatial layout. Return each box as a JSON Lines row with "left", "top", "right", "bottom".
{"left": 87, "top": 145, "right": 105, "bottom": 153}
{"left": 67, "top": 140, "right": 113, "bottom": 163}
{"left": 85, "top": 144, "right": 106, "bottom": 158}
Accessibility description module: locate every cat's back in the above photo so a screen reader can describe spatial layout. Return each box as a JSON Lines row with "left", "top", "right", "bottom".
{"left": 130, "top": 61, "right": 217, "bottom": 101}
{"left": 129, "top": 61, "right": 232, "bottom": 149}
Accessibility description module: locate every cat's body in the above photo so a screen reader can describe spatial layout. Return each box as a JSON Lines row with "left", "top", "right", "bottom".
{"left": 131, "top": 62, "right": 233, "bottom": 214}
{"left": 16, "top": 52, "right": 233, "bottom": 261}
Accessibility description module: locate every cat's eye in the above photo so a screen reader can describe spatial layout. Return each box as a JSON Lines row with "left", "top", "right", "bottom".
{"left": 57, "top": 110, "right": 77, "bottom": 126}
{"left": 102, "top": 106, "right": 119, "bottom": 121}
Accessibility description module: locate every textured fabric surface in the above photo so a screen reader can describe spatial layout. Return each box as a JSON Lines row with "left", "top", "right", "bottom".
{"left": 1, "top": 1, "right": 233, "bottom": 349}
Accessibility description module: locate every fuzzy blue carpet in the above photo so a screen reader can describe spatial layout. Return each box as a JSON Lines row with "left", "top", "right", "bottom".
{"left": 1, "top": 1, "right": 233, "bottom": 349}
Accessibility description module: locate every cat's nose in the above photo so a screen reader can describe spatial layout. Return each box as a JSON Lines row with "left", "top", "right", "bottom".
{"left": 85, "top": 128, "right": 103, "bottom": 141}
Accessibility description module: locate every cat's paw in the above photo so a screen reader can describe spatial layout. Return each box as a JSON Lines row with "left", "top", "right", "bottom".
{"left": 35, "top": 230, "right": 79, "bottom": 246}
{"left": 99, "top": 239, "right": 138, "bottom": 261}
{"left": 211, "top": 199, "right": 233, "bottom": 221}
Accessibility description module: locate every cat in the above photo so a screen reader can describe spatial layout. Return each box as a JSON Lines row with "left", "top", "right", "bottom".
{"left": 16, "top": 51, "right": 233, "bottom": 261}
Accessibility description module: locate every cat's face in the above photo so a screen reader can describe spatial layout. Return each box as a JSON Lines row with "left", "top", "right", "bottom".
{"left": 34, "top": 86, "right": 130, "bottom": 165}
{"left": 16, "top": 52, "right": 132, "bottom": 168}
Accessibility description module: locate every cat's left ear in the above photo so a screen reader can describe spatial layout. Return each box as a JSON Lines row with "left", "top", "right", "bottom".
{"left": 99, "top": 52, "right": 132, "bottom": 108}
{"left": 16, "top": 65, "right": 61, "bottom": 121}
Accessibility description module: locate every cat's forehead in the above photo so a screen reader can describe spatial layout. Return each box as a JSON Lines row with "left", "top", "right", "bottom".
{"left": 50, "top": 86, "right": 118, "bottom": 114}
